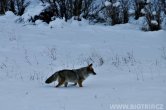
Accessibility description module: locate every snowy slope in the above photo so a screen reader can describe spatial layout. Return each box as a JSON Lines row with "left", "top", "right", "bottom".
{"left": 0, "top": 12, "right": 166, "bottom": 110}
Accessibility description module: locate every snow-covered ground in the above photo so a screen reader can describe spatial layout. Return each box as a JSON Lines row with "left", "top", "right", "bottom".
{"left": 0, "top": 12, "right": 166, "bottom": 110}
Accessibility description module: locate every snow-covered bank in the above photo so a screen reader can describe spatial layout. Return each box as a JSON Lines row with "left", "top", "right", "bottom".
{"left": 0, "top": 13, "right": 166, "bottom": 110}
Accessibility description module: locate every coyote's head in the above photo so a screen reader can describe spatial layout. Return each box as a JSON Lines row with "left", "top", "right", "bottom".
{"left": 87, "top": 64, "right": 96, "bottom": 75}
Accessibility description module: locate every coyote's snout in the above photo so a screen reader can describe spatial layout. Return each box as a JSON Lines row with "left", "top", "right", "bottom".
{"left": 45, "top": 64, "right": 96, "bottom": 87}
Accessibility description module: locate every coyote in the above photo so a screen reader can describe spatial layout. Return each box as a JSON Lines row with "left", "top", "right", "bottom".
{"left": 45, "top": 64, "right": 96, "bottom": 87}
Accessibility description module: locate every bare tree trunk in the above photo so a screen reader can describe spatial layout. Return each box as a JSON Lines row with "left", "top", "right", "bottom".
{"left": 0, "top": 0, "right": 7, "bottom": 14}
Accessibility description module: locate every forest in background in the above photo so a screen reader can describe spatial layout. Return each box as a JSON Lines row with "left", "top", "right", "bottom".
{"left": 0, "top": 0, "right": 166, "bottom": 31}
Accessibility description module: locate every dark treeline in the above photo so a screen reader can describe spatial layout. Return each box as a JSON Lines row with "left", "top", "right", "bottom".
{"left": 0, "top": 0, "right": 166, "bottom": 31}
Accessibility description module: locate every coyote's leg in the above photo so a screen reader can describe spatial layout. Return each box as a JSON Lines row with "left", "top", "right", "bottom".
{"left": 73, "top": 82, "right": 77, "bottom": 86}
{"left": 70, "top": 83, "right": 77, "bottom": 86}
{"left": 78, "top": 80, "right": 83, "bottom": 87}
{"left": 64, "top": 82, "right": 68, "bottom": 87}
{"left": 56, "top": 78, "right": 65, "bottom": 87}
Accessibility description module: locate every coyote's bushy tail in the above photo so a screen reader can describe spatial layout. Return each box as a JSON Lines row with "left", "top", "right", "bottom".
{"left": 45, "top": 73, "right": 58, "bottom": 84}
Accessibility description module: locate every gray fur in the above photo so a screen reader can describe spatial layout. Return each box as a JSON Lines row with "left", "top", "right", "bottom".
{"left": 45, "top": 64, "right": 96, "bottom": 87}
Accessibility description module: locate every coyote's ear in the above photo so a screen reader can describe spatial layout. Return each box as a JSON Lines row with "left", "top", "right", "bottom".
{"left": 87, "top": 63, "right": 93, "bottom": 71}
{"left": 88, "top": 63, "right": 93, "bottom": 67}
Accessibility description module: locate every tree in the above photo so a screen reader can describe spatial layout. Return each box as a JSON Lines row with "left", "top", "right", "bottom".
{"left": 143, "top": 0, "right": 162, "bottom": 31}
{"left": 134, "top": 0, "right": 147, "bottom": 20}
{"left": 15, "top": 0, "right": 30, "bottom": 16}
{"left": 35, "top": 0, "right": 94, "bottom": 22}
{"left": 0, "top": 0, "right": 8, "bottom": 14}
{"left": 105, "top": 0, "right": 129, "bottom": 25}
{"left": 0, "top": 0, "right": 30, "bottom": 15}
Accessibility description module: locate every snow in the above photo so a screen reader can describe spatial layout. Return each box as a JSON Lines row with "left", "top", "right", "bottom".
{"left": 21, "top": 3, "right": 49, "bottom": 22}
{"left": 141, "top": 9, "right": 146, "bottom": 14}
{"left": 113, "top": 1, "right": 120, "bottom": 7}
{"left": 104, "top": 1, "right": 112, "bottom": 7}
{"left": 129, "top": 17, "right": 147, "bottom": 28}
{"left": 5, "top": 11, "right": 15, "bottom": 17}
{"left": 49, "top": 18, "right": 66, "bottom": 28}
{"left": 151, "top": 20, "right": 158, "bottom": 25}
{"left": 0, "top": 7, "right": 166, "bottom": 110}
{"left": 128, "top": 9, "right": 135, "bottom": 15}
{"left": 49, "top": 18, "right": 89, "bottom": 28}
{"left": 146, "top": 0, "right": 151, "bottom": 3}
{"left": 152, "top": 11, "right": 157, "bottom": 16}
{"left": 35, "top": 20, "right": 43, "bottom": 25}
